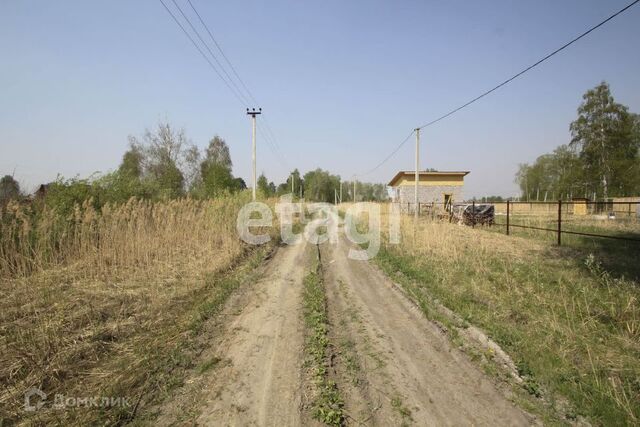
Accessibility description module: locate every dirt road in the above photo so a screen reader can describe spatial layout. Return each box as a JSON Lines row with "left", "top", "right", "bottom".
{"left": 158, "top": 222, "right": 536, "bottom": 426}
{"left": 320, "top": 234, "right": 535, "bottom": 425}
{"left": 195, "top": 240, "right": 310, "bottom": 426}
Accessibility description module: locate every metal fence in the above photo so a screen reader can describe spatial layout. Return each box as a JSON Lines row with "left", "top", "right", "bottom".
{"left": 396, "top": 199, "right": 640, "bottom": 246}
{"left": 490, "top": 200, "right": 640, "bottom": 245}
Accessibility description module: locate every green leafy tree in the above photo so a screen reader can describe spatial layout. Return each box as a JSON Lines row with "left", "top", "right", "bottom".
{"left": 127, "top": 122, "right": 195, "bottom": 199}
{"left": 198, "top": 136, "right": 236, "bottom": 197}
{"left": 342, "top": 180, "right": 388, "bottom": 202}
{"left": 43, "top": 176, "right": 100, "bottom": 213}
{"left": 0, "top": 175, "right": 20, "bottom": 204}
{"left": 200, "top": 163, "right": 235, "bottom": 197}
{"left": 155, "top": 161, "right": 184, "bottom": 199}
{"left": 110, "top": 144, "right": 147, "bottom": 201}
{"left": 203, "top": 135, "right": 232, "bottom": 169}
{"left": 514, "top": 164, "right": 531, "bottom": 199}
{"left": 276, "top": 182, "right": 289, "bottom": 196}
{"left": 516, "top": 82, "right": 639, "bottom": 200}
{"left": 119, "top": 144, "right": 143, "bottom": 180}
{"left": 285, "top": 169, "right": 303, "bottom": 195}
{"left": 257, "top": 173, "right": 272, "bottom": 197}
{"left": 233, "top": 177, "right": 247, "bottom": 191}
{"left": 302, "top": 169, "right": 340, "bottom": 202}
{"left": 183, "top": 145, "right": 201, "bottom": 192}
{"left": 570, "top": 82, "right": 639, "bottom": 199}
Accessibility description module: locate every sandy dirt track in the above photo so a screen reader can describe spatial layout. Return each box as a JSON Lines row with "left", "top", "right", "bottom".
{"left": 320, "top": 234, "right": 536, "bottom": 426}
{"left": 156, "top": 220, "right": 537, "bottom": 426}
{"left": 195, "top": 240, "right": 310, "bottom": 426}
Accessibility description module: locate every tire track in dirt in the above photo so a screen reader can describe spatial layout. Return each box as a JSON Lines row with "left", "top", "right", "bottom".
{"left": 195, "top": 240, "right": 311, "bottom": 426}
{"left": 156, "top": 211, "right": 536, "bottom": 426}
{"left": 320, "top": 233, "right": 538, "bottom": 426}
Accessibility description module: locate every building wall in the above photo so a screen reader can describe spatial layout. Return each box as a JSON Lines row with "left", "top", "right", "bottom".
{"left": 394, "top": 174, "right": 464, "bottom": 186}
{"left": 394, "top": 184, "right": 463, "bottom": 212}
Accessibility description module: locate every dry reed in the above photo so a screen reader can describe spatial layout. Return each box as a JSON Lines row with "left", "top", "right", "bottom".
{"left": 0, "top": 195, "right": 254, "bottom": 424}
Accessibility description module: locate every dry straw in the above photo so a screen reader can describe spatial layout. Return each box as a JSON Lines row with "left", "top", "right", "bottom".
{"left": 0, "top": 195, "right": 251, "bottom": 422}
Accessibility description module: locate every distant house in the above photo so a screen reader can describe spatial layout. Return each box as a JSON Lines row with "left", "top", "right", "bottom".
{"left": 35, "top": 183, "right": 51, "bottom": 200}
{"left": 388, "top": 170, "right": 469, "bottom": 212}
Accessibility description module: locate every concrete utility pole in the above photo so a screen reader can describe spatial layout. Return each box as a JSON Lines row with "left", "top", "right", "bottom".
{"left": 246, "top": 108, "right": 262, "bottom": 201}
{"left": 353, "top": 180, "right": 357, "bottom": 202}
{"left": 415, "top": 128, "right": 420, "bottom": 220}
{"left": 334, "top": 189, "right": 337, "bottom": 205}
{"left": 339, "top": 181, "right": 343, "bottom": 204}
{"left": 291, "top": 173, "right": 294, "bottom": 194}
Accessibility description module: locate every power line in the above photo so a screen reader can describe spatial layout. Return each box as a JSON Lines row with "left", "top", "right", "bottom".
{"left": 185, "top": 0, "right": 259, "bottom": 105}
{"left": 169, "top": 0, "right": 252, "bottom": 106}
{"left": 257, "top": 121, "right": 290, "bottom": 169}
{"left": 183, "top": 0, "right": 292, "bottom": 170}
{"left": 157, "top": 0, "right": 247, "bottom": 107}
{"left": 158, "top": 0, "right": 290, "bottom": 169}
{"left": 180, "top": 0, "right": 292, "bottom": 168}
{"left": 259, "top": 114, "right": 289, "bottom": 162}
{"left": 417, "top": 0, "right": 640, "bottom": 130}
{"left": 360, "top": 0, "right": 639, "bottom": 177}
{"left": 356, "top": 129, "right": 415, "bottom": 177}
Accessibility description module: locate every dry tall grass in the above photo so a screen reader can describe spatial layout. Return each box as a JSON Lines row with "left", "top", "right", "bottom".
{"left": 0, "top": 195, "right": 255, "bottom": 424}
{"left": 372, "top": 205, "right": 639, "bottom": 424}
{"left": 1, "top": 197, "right": 244, "bottom": 278}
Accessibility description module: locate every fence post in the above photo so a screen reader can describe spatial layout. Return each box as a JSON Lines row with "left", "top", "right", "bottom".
{"left": 506, "top": 200, "right": 510, "bottom": 235}
{"left": 557, "top": 199, "right": 562, "bottom": 246}
{"left": 472, "top": 200, "right": 475, "bottom": 228}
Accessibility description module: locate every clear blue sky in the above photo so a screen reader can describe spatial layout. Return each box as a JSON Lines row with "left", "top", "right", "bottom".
{"left": 1, "top": 0, "right": 639, "bottom": 198}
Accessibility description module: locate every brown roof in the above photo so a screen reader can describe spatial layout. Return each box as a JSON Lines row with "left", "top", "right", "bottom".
{"left": 388, "top": 170, "right": 470, "bottom": 187}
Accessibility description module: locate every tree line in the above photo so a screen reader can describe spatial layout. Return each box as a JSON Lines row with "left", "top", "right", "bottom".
{"left": 516, "top": 82, "right": 640, "bottom": 201}
{"left": 1, "top": 122, "right": 388, "bottom": 211}
{"left": 258, "top": 168, "right": 388, "bottom": 203}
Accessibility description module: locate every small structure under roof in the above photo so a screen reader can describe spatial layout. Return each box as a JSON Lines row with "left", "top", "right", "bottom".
{"left": 388, "top": 170, "right": 470, "bottom": 212}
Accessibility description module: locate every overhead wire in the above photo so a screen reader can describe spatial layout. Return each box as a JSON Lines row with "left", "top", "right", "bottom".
{"left": 359, "top": 0, "right": 640, "bottom": 178}
{"left": 258, "top": 115, "right": 290, "bottom": 162}
{"left": 257, "top": 121, "right": 290, "bottom": 169}
{"left": 185, "top": 0, "right": 260, "bottom": 106}
{"left": 355, "top": 129, "right": 415, "bottom": 177}
{"left": 158, "top": 0, "right": 290, "bottom": 170}
{"left": 416, "top": 0, "right": 640, "bottom": 130}
{"left": 180, "top": 0, "right": 290, "bottom": 169}
{"left": 157, "top": 0, "right": 247, "bottom": 108}
{"left": 169, "top": 0, "right": 252, "bottom": 106}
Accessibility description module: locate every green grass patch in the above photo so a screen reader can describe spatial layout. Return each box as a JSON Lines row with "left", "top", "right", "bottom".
{"left": 302, "top": 249, "right": 345, "bottom": 426}
{"left": 488, "top": 215, "right": 640, "bottom": 280}
{"left": 373, "top": 223, "right": 640, "bottom": 426}
{"left": 197, "top": 356, "right": 222, "bottom": 374}
{"left": 391, "top": 395, "right": 413, "bottom": 425}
